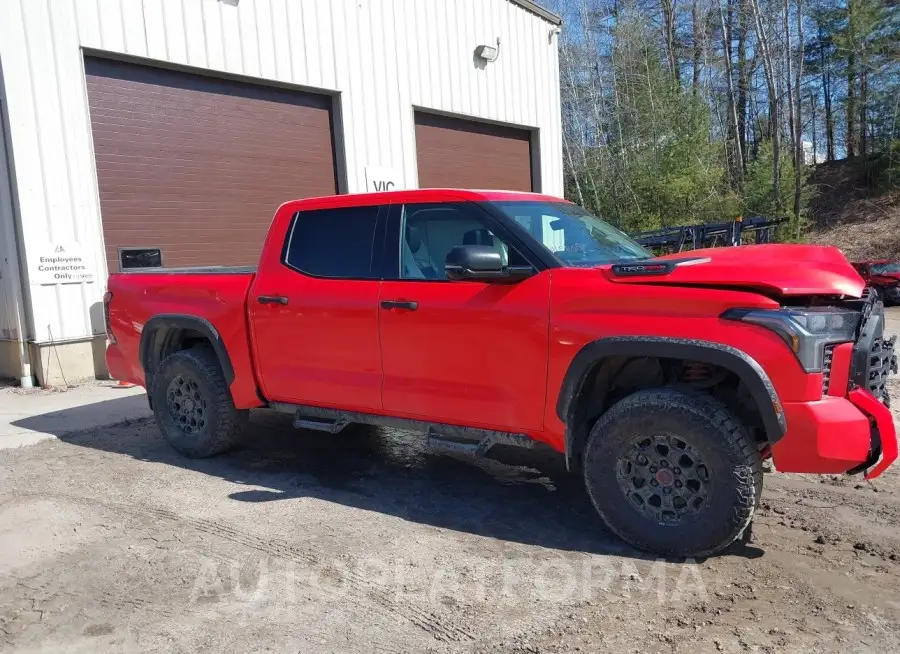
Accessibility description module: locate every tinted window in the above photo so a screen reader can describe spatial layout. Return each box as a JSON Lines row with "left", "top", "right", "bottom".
{"left": 120, "top": 247, "right": 163, "bottom": 270}
{"left": 119, "top": 248, "right": 162, "bottom": 270}
{"left": 399, "top": 203, "right": 528, "bottom": 280}
{"left": 284, "top": 206, "right": 380, "bottom": 279}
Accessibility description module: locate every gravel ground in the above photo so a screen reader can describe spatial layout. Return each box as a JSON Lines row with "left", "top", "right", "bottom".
{"left": 2, "top": 311, "right": 900, "bottom": 653}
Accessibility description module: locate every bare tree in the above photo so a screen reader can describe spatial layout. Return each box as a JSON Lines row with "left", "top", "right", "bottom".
{"left": 846, "top": 0, "right": 858, "bottom": 157}
{"left": 719, "top": 0, "right": 744, "bottom": 186}
{"left": 792, "top": 0, "right": 804, "bottom": 227}
{"left": 816, "top": 19, "right": 836, "bottom": 161}
{"left": 809, "top": 91, "right": 818, "bottom": 164}
{"left": 783, "top": 0, "right": 804, "bottom": 227}
{"left": 661, "top": 0, "right": 682, "bottom": 84}
{"left": 859, "top": 65, "right": 868, "bottom": 157}
{"left": 692, "top": 0, "right": 703, "bottom": 93}
{"left": 736, "top": 0, "right": 749, "bottom": 168}
{"left": 785, "top": 0, "right": 796, "bottom": 157}
{"left": 749, "top": 0, "right": 782, "bottom": 210}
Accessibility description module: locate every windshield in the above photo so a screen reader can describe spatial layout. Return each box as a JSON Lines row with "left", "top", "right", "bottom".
{"left": 493, "top": 201, "right": 651, "bottom": 267}
{"left": 872, "top": 262, "right": 900, "bottom": 275}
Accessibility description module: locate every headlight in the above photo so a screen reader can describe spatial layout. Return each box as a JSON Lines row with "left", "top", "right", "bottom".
{"left": 723, "top": 307, "right": 860, "bottom": 372}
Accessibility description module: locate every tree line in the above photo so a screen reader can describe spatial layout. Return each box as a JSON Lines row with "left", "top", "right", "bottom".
{"left": 551, "top": 0, "right": 899, "bottom": 237}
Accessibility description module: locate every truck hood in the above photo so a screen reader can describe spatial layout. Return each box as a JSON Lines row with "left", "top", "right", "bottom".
{"left": 603, "top": 244, "right": 865, "bottom": 297}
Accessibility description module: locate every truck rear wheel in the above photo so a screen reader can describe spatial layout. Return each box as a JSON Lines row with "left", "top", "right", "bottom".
{"left": 583, "top": 389, "right": 762, "bottom": 558}
{"left": 150, "top": 346, "right": 248, "bottom": 458}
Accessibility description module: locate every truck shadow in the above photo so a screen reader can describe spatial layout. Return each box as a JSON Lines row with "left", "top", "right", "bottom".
{"left": 16, "top": 399, "right": 763, "bottom": 561}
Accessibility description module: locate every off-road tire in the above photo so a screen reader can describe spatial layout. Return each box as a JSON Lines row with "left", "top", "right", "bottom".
{"left": 583, "top": 388, "right": 762, "bottom": 558}
{"left": 150, "top": 346, "right": 248, "bottom": 458}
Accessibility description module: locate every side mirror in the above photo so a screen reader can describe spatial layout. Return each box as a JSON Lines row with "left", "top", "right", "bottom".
{"left": 444, "top": 245, "right": 533, "bottom": 282}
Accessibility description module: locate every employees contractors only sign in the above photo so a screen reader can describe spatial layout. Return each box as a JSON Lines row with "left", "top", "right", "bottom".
{"left": 30, "top": 243, "right": 95, "bottom": 285}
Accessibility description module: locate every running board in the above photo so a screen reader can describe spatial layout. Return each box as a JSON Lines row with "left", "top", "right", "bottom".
{"left": 427, "top": 430, "right": 536, "bottom": 458}
{"left": 271, "top": 402, "right": 536, "bottom": 458}
{"left": 427, "top": 433, "right": 483, "bottom": 456}
{"left": 293, "top": 415, "right": 349, "bottom": 434}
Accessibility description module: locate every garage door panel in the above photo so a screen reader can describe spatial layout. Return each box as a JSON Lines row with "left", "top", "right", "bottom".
{"left": 86, "top": 59, "right": 333, "bottom": 108}
{"left": 414, "top": 111, "right": 533, "bottom": 192}
{"left": 85, "top": 57, "right": 337, "bottom": 271}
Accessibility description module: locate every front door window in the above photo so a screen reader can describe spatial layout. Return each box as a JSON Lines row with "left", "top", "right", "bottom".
{"left": 397, "top": 203, "right": 524, "bottom": 280}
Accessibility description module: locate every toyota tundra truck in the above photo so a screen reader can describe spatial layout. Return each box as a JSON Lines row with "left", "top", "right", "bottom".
{"left": 104, "top": 189, "right": 898, "bottom": 557}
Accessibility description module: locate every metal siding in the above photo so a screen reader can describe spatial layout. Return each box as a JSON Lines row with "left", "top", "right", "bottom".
{"left": 120, "top": 1, "right": 150, "bottom": 57}
{"left": 182, "top": 0, "right": 209, "bottom": 68}
{"left": 269, "top": 0, "right": 292, "bottom": 82}
{"left": 0, "top": 100, "right": 24, "bottom": 342}
{"left": 219, "top": 1, "right": 243, "bottom": 73}
{"left": 75, "top": 0, "right": 103, "bottom": 47}
{"left": 162, "top": 0, "right": 190, "bottom": 65}
{"left": 142, "top": 0, "right": 169, "bottom": 61}
{"left": 200, "top": 1, "right": 226, "bottom": 71}
{"left": 0, "top": 0, "right": 563, "bottom": 343}
{"left": 255, "top": 0, "right": 278, "bottom": 80}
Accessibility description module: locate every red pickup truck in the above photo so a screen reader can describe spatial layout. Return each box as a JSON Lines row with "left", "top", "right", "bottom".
{"left": 105, "top": 189, "right": 897, "bottom": 557}
{"left": 851, "top": 260, "right": 900, "bottom": 305}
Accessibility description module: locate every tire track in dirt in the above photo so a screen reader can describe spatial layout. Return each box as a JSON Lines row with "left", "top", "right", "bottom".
{"left": 15, "top": 492, "right": 474, "bottom": 645}
{"left": 3, "top": 578, "right": 404, "bottom": 654}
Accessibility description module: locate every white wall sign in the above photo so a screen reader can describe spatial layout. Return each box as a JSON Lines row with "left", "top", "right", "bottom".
{"left": 30, "top": 243, "right": 95, "bottom": 285}
{"left": 365, "top": 166, "right": 402, "bottom": 193}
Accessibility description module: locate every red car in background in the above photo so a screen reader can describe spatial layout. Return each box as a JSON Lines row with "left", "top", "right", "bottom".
{"left": 852, "top": 260, "right": 900, "bottom": 305}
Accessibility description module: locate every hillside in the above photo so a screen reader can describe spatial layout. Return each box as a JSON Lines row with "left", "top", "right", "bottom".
{"left": 806, "top": 157, "right": 900, "bottom": 261}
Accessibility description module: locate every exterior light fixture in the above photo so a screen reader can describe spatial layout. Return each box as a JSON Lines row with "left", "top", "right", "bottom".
{"left": 475, "top": 38, "right": 501, "bottom": 63}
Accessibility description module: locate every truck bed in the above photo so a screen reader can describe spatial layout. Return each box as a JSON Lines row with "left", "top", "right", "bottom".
{"left": 121, "top": 266, "right": 257, "bottom": 275}
{"left": 105, "top": 269, "right": 260, "bottom": 406}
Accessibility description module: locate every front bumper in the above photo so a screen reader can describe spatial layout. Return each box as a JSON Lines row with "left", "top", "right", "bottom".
{"left": 849, "top": 388, "right": 897, "bottom": 479}
{"left": 773, "top": 392, "right": 896, "bottom": 477}
{"left": 772, "top": 291, "right": 897, "bottom": 479}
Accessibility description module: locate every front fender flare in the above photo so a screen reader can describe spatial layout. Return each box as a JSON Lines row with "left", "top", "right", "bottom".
{"left": 557, "top": 337, "right": 787, "bottom": 465}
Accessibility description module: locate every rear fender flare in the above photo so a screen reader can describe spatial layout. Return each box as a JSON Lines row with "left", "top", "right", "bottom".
{"left": 139, "top": 314, "right": 235, "bottom": 385}
{"left": 557, "top": 337, "right": 786, "bottom": 466}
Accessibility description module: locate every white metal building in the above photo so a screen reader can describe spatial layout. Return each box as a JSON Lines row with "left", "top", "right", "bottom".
{"left": 0, "top": 0, "right": 563, "bottom": 386}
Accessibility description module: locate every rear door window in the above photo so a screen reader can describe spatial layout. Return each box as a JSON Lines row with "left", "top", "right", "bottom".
{"left": 283, "top": 205, "right": 382, "bottom": 279}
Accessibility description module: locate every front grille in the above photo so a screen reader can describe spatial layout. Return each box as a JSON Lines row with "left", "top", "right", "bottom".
{"left": 850, "top": 290, "right": 897, "bottom": 403}
{"left": 868, "top": 337, "right": 896, "bottom": 402}
{"left": 822, "top": 344, "right": 835, "bottom": 394}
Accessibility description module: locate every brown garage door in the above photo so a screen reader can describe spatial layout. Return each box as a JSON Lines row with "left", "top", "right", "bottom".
{"left": 414, "top": 112, "right": 534, "bottom": 192}
{"left": 85, "top": 57, "right": 338, "bottom": 271}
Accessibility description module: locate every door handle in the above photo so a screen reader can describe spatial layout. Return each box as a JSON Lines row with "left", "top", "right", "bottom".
{"left": 381, "top": 300, "right": 418, "bottom": 311}
{"left": 257, "top": 295, "right": 289, "bottom": 305}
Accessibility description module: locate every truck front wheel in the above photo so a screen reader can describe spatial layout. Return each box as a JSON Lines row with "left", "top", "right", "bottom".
{"left": 150, "top": 346, "right": 248, "bottom": 458}
{"left": 583, "top": 389, "right": 762, "bottom": 558}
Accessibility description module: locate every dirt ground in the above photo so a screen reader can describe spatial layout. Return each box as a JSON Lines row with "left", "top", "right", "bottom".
{"left": 2, "top": 313, "right": 900, "bottom": 653}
